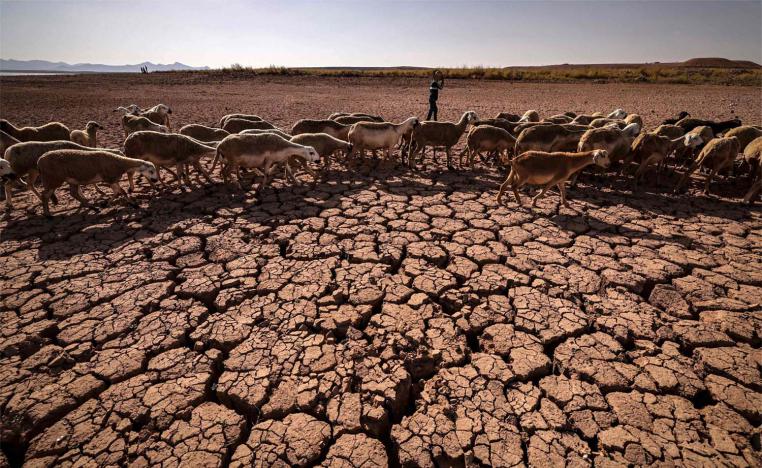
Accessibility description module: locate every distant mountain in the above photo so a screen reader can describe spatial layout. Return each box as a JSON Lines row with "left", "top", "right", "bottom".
{"left": 0, "top": 59, "right": 209, "bottom": 73}
{"left": 680, "top": 57, "right": 760, "bottom": 69}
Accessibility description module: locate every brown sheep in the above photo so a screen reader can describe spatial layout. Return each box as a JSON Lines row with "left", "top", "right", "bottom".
{"left": 676, "top": 117, "right": 741, "bottom": 134}
{"left": 70, "top": 121, "right": 103, "bottom": 147}
{"left": 675, "top": 137, "right": 740, "bottom": 195}
{"left": 495, "top": 112, "right": 521, "bottom": 122}
{"left": 37, "top": 149, "right": 158, "bottom": 217}
{"left": 653, "top": 125, "right": 685, "bottom": 140}
{"left": 628, "top": 133, "right": 702, "bottom": 188}
{"left": 497, "top": 150, "right": 610, "bottom": 208}
{"left": 121, "top": 114, "right": 168, "bottom": 138}
{"left": 0, "top": 119, "right": 71, "bottom": 142}
{"left": 514, "top": 124, "right": 588, "bottom": 154}
{"left": 179, "top": 124, "right": 231, "bottom": 143}
{"left": 222, "top": 118, "right": 277, "bottom": 133}
{"left": 3, "top": 140, "right": 122, "bottom": 211}
{"left": 213, "top": 133, "right": 319, "bottom": 193}
{"left": 291, "top": 119, "right": 351, "bottom": 141}
{"left": 459, "top": 125, "right": 516, "bottom": 168}
{"left": 723, "top": 125, "right": 762, "bottom": 152}
{"left": 1, "top": 130, "right": 21, "bottom": 156}
{"left": 742, "top": 137, "right": 762, "bottom": 203}
{"left": 123, "top": 131, "right": 217, "bottom": 190}
{"left": 218, "top": 113, "right": 263, "bottom": 128}
{"left": 408, "top": 111, "right": 478, "bottom": 168}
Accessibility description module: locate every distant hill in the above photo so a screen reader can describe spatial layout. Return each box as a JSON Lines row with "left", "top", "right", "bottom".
{"left": 0, "top": 59, "right": 209, "bottom": 73}
{"left": 679, "top": 57, "right": 760, "bottom": 69}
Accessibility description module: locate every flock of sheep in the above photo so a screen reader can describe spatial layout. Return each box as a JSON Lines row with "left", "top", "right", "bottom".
{"left": 1, "top": 103, "right": 761, "bottom": 217}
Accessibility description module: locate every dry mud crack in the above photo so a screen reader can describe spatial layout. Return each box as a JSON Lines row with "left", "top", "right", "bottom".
{"left": 2, "top": 166, "right": 760, "bottom": 467}
{"left": 1, "top": 76, "right": 761, "bottom": 467}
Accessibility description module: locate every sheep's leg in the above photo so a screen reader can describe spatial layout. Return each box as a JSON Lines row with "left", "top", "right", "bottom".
{"left": 127, "top": 173, "right": 136, "bottom": 192}
{"left": 457, "top": 147, "right": 468, "bottom": 168}
{"left": 446, "top": 147, "right": 453, "bottom": 170}
{"left": 68, "top": 184, "right": 94, "bottom": 210}
{"left": 26, "top": 171, "right": 43, "bottom": 201}
{"left": 255, "top": 164, "right": 272, "bottom": 195}
{"left": 512, "top": 179, "right": 525, "bottom": 207}
{"left": 531, "top": 181, "right": 556, "bottom": 207}
{"left": 41, "top": 187, "right": 55, "bottom": 217}
{"left": 703, "top": 166, "right": 720, "bottom": 195}
{"left": 497, "top": 173, "right": 513, "bottom": 205}
{"left": 557, "top": 182, "right": 569, "bottom": 207}
{"left": 675, "top": 161, "right": 700, "bottom": 193}
{"left": 109, "top": 182, "right": 136, "bottom": 206}
{"left": 4, "top": 182, "right": 14, "bottom": 211}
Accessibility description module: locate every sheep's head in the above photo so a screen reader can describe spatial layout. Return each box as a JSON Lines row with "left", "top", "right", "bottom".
{"left": 466, "top": 111, "right": 479, "bottom": 123}
{"left": 137, "top": 162, "right": 159, "bottom": 182}
{"left": 592, "top": 149, "right": 610, "bottom": 168}
{"left": 684, "top": 133, "right": 702, "bottom": 148}
{"left": 86, "top": 121, "right": 103, "bottom": 131}
{"left": 302, "top": 146, "right": 320, "bottom": 162}
{"left": 155, "top": 104, "right": 172, "bottom": 115}
{"left": 678, "top": 111, "right": 690, "bottom": 120}
{"left": 608, "top": 109, "right": 627, "bottom": 119}
{"left": 0, "top": 158, "right": 15, "bottom": 181}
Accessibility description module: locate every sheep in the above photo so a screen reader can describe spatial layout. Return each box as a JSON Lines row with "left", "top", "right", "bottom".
{"left": 518, "top": 110, "right": 540, "bottom": 122}
{"left": 624, "top": 114, "right": 643, "bottom": 129}
{"left": 661, "top": 111, "right": 690, "bottom": 125}
{"left": 589, "top": 118, "right": 626, "bottom": 129}
{"left": 70, "top": 121, "right": 103, "bottom": 147}
{"left": 497, "top": 149, "right": 610, "bottom": 208}
{"left": 742, "top": 137, "right": 762, "bottom": 203}
{"left": 495, "top": 112, "right": 521, "bottom": 122}
{"left": 571, "top": 115, "right": 600, "bottom": 125}
{"left": 222, "top": 118, "right": 277, "bottom": 134}
{"left": 675, "top": 136, "right": 740, "bottom": 195}
{"left": 121, "top": 114, "right": 169, "bottom": 138}
{"left": 1, "top": 130, "right": 21, "bottom": 156}
{"left": 179, "top": 124, "right": 230, "bottom": 143}
{"left": 291, "top": 119, "right": 351, "bottom": 141}
{"left": 628, "top": 132, "right": 703, "bottom": 188}
{"left": 723, "top": 125, "right": 762, "bottom": 152}
{"left": 676, "top": 117, "right": 741, "bottom": 134}
{"left": 474, "top": 118, "right": 521, "bottom": 134}
{"left": 543, "top": 114, "right": 574, "bottom": 124}
{"left": 123, "top": 131, "right": 217, "bottom": 190}
{"left": 219, "top": 113, "right": 263, "bottom": 126}
{"left": 240, "top": 128, "right": 293, "bottom": 140}
{"left": 3, "top": 140, "right": 122, "bottom": 211}
{"left": 408, "top": 111, "right": 478, "bottom": 168}
{"left": 0, "top": 119, "right": 71, "bottom": 142}
{"left": 115, "top": 104, "right": 172, "bottom": 130}
{"left": 348, "top": 117, "right": 420, "bottom": 164}
{"left": 290, "top": 132, "right": 352, "bottom": 167}
{"left": 459, "top": 125, "right": 516, "bottom": 168}
{"left": 334, "top": 115, "right": 381, "bottom": 125}
{"left": 212, "top": 133, "right": 320, "bottom": 193}
{"left": 329, "top": 112, "right": 384, "bottom": 122}
{"left": 571, "top": 123, "right": 641, "bottom": 185}
{"left": 654, "top": 125, "right": 686, "bottom": 140}
{"left": 514, "top": 124, "right": 588, "bottom": 154}
{"left": 608, "top": 109, "right": 627, "bottom": 119}
{"left": 36, "top": 149, "right": 158, "bottom": 217}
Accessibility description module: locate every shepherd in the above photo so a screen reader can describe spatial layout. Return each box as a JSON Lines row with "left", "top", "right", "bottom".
{"left": 426, "top": 69, "right": 444, "bottom": 121}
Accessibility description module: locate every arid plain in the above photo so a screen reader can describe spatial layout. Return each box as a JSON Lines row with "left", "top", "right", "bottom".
{"left": 1, "top": 74, "right": 760, "bottom": 467}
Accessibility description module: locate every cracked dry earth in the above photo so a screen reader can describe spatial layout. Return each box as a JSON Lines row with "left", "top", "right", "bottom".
{"left": 1, "top": 76, "right": 762, "bottom": 467}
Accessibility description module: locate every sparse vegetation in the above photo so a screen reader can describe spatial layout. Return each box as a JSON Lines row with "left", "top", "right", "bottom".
{"left": 163, "top": 62, "right": 761, "bottom": 86}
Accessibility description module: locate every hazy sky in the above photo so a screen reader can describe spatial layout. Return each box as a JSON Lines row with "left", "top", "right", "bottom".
{"left": 1, "top": 0, "right": 760, "bottom": 67}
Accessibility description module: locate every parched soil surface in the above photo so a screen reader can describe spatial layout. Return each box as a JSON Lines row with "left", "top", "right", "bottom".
{"left": 1, "top": 75, "right": 761, "bottom": 467}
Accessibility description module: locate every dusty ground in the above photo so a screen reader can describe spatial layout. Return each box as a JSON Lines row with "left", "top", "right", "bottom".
{"left": 1, "top": 74, "right": 761, "bottom": 467}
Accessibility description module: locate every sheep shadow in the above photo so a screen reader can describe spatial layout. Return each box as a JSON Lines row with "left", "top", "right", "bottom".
{"left": 0, "top": 161, "right": 758, "bottom": 262}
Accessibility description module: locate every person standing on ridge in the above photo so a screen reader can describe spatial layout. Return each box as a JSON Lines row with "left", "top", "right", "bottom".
{"left": 426, "top": 70, "right": 444, "bottom": 121}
